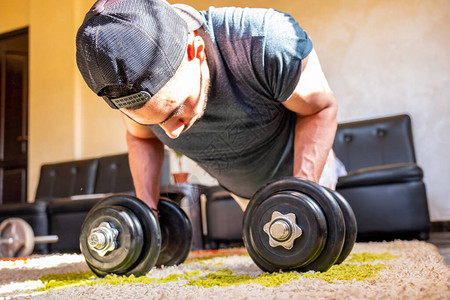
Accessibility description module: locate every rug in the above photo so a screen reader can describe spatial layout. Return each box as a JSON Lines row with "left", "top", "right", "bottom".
{"left": 0, "top": 240, "right": 449, "bottom": 300}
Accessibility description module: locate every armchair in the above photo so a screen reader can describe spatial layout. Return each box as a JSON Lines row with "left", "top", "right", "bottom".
{"left": 333, "top": 114, "right": 430, "bottom": 241}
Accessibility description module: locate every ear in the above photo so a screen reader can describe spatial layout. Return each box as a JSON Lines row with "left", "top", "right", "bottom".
{"left": 186, "top": 32, "right": 206, "bottom": 62}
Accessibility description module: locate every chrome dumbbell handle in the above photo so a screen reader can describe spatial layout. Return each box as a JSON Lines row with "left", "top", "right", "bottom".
{"left": 33, "top": 235, "right": 59, "bottom": 244}
{"left": 0, "top": 235, "right": 59, "bottom": 245}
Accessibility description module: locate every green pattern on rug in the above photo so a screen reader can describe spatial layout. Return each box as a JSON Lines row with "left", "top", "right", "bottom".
{"left": 35, "top": 270, "right": 202, "bottom": 292}
{"left": 189, "top": 252, "right": 399, "bottom": 287}
{"left": 187, "top": 269, "right": 299, "bottom": 287}
{"left": 33, "top": 252, "right": 399, "bottom": 292}
{"left": 345, "top": 252, "right": 399, "bottom": 263}
{"left": 300, "top": 252, "right": 399, "bottom": 283}
{"left": 184, "top": 252, "right": 250, "bottom": 265}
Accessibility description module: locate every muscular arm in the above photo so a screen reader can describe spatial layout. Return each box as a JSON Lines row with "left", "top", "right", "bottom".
{"left": 282, "top": 48, "right": 338, "bottom": 183}
{"left": 122, "top": 114, "right": 165, "bottom": 211}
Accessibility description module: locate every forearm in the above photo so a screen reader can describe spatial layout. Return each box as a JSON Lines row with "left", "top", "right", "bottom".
{"left": 293, "top": 102, "right": 337, "bottom": 182}
{"left": 126, "top": 131, "right": 165, "bottom": 210}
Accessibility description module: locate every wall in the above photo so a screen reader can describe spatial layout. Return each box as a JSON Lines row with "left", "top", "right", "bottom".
{"left": 28, "top": 0, "right": 77, "bottom": 200}
{"left": 0, "top": 0, "right": 29, "bottom": 32}
{"left": 0, "top": 0, "right": 448, "bottom": 220}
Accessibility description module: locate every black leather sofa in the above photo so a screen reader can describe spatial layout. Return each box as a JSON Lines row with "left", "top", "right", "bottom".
{"left": 0, "top": 152, "right": 171, "bottom": 254}
{"left": 333, "top": 114, "right": 430, "bottom": 241}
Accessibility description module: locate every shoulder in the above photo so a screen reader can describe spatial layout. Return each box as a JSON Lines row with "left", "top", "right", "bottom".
{"left": 200, "top": 7, "right": 313, "bottom": 101}
{"left": 201, "top": 7, "right": 312, "bottom": 61}
{"left": 202, "top": 8, "right": 307, "bottom": 40}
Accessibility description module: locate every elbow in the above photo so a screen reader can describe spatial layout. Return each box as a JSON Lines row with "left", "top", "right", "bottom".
{"left": 313, "top": 91, "right": 338, "bottom": 122}
{"left": 313, "top": 92, "right": 338, "bottom": 132}
{"left": 325, "top": 93, "right": 338, "bottom": 132}
{"left": 326, "top": 93, "right": 338, "bottom": 121}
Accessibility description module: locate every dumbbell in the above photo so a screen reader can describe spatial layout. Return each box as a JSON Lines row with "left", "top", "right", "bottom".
{"left": 79, "top": 194, "right": 192, "bottom": 277}
{"left": 242, "top": 177, "right": 357, "bottom": 273}
{"left": 0, "top": 218, "right": 59, "bottom": 258}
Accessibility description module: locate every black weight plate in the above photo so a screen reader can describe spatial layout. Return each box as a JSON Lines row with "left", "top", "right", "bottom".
{"left": 244, "top": 177, "right": 346, "bottom": 273}
{"left": 80, "top": 194, "right": 161, "bottom": 277}
{"left": 243, "top": 191, "right": 327, "bottom": 272}
{"left": 80, "top": 205, "right": 143, "bottom": 274}
{"left": 327, "top": 189, "right": 357, "bottom": 264}
{"left": 155, "top": 198, "right": 192, "bottom": 267}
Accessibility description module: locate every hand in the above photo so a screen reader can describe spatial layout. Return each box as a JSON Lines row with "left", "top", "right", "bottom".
{"left": 150, "top": 207, "right": 160, "bottom": 223}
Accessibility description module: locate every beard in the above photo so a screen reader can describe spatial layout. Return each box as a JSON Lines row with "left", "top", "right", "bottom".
{"left": 191, "top": 70, "right": 210, "bottom": 127}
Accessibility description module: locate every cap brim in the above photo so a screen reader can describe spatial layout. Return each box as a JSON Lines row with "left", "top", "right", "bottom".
{"left": 172, "top": 3, "right": 203, "bottom": 32}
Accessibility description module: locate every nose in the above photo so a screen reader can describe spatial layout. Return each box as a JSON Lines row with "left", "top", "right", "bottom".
{"left": 160, "top": 119, "right": 185, "bottom": 139}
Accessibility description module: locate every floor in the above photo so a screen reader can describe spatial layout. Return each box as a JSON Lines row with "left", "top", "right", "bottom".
{"left": 213, "top": 232, "right": 450, "bottom": 266}
{"left": 428, "top": 232, "right": 450, "bottom": 266}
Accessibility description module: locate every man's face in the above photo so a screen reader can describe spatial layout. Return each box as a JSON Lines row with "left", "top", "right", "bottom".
{"left": 120, "top": 57, "right": 209, "bottom": 139}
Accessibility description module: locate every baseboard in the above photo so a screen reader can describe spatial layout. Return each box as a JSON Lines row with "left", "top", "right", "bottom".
{"left": 430, "top": 221, "right": 450, "bottom": 232}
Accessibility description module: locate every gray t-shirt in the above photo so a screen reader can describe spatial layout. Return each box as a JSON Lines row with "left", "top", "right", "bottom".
{"left": 150, "top": 7, "right": 313, "bottom": 198}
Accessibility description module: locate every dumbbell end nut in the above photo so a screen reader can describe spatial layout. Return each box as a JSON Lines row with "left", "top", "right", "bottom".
{"left": 269, "top": 220, "right": 292, "bottom": 241}
{"left": 263, "top": 211, "right": 302, "bottom": 250}
{"left": 87, "top": 222, "right": 118, "bottom": 257}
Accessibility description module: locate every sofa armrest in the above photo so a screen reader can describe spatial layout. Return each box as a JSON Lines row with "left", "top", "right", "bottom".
{"left": 336, "top": 163, "right": 423, "bottom": 188}
{"left": 46, "top": 191, "right": 135, "bottom": 213}
{"left": 69, "top": 193, "right": 112, "bottom": 201}
{"left": 47, "top": 198, "right": 101, "bottom": 214}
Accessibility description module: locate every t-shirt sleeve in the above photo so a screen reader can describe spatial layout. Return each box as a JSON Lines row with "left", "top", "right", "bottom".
{"left": 202, "top": 7, "right": 313, "bottom": 103}
{"left": 257, "top": 9, "right": 313, "bottom": 102}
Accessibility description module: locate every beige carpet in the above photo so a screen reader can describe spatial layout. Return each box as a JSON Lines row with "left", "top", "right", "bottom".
{"left": 1, "top": 240, "right": 449, "bottom": 299}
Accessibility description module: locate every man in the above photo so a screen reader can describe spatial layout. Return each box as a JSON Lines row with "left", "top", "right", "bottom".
{"left": 76, "top": 0, "right": 338, "bottom": 213}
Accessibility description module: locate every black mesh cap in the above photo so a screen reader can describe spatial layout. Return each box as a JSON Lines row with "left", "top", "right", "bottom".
{"left": 76, "top": 0, "right": 203, "bottom": 109}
